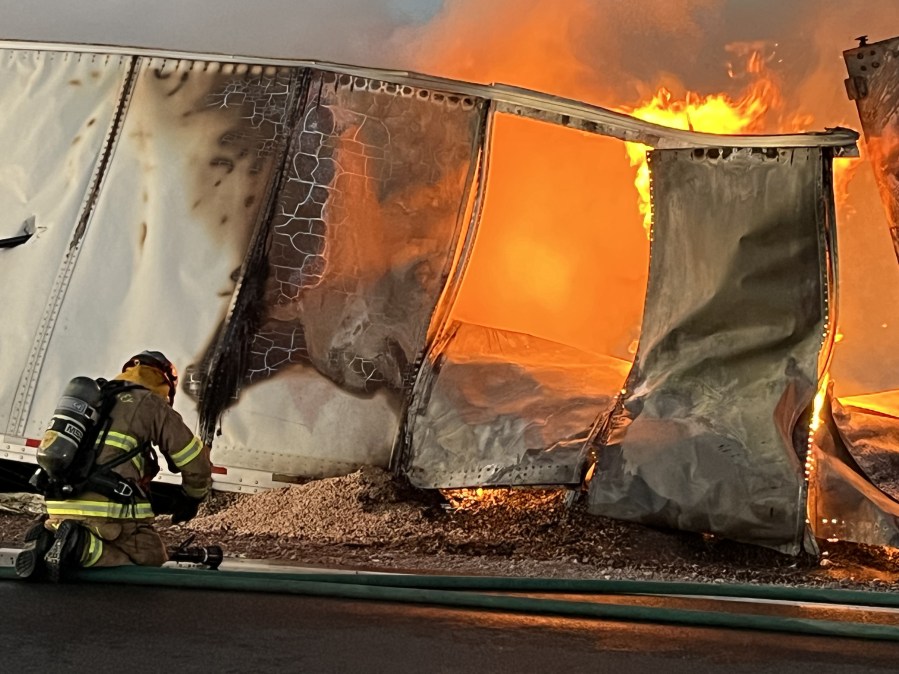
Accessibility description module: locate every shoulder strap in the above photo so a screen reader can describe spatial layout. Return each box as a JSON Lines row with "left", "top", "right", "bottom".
{"left": 89, "top": 381, "right": 135, "bottom": 447}
{"left": 82, "top": 380, "right": 152, "bottom": 503}
{"left": 92, "top": 379, "right": 149, "bottom": 457}
{"left": 73, "top": 380, "right": 146, "bottom": 477}
{"left": 98, "top": 379, "right": 146, "bottom": 398}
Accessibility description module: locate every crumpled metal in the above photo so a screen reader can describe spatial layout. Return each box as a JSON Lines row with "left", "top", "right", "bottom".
{"left": 588, "top": 147, "right": 829, "bottom": 554}
{"left": 404, "top": 321, "right": 630, "bottom": 489}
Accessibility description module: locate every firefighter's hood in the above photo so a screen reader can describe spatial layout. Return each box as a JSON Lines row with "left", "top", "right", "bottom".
{"left": 115, "top": 364, "right": 171, "bottom": 401}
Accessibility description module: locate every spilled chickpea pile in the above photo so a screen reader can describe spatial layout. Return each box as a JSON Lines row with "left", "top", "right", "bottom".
{"left": 2, "top": 466, "right": 898, "bottom": 588}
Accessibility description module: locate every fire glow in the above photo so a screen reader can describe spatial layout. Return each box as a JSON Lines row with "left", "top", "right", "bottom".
{"left": 622, "top": 78, "right": 775, "bottom": 235}
{"left": 451, "top": 50, "right": 808, "bottom": 363}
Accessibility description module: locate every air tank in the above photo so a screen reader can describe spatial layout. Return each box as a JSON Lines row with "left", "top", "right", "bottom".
{"left": 36, "top": 376, "right": 102, "bottom": 479}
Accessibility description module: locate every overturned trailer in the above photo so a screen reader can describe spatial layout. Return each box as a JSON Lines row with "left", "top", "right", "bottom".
{"left": 0, "top": 40, "right": 895, "bottom": 556}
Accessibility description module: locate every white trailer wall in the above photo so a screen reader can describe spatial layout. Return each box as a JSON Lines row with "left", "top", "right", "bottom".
{"left": 15, "top": 57, "right": 295, "bottom": 439}
{"left": 0, "top": 50, "right": 129, "bottom": 436}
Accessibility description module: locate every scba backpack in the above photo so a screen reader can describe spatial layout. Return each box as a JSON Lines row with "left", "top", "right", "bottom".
{"left": 30, "top": 377, "right": 149, "bottom": 503}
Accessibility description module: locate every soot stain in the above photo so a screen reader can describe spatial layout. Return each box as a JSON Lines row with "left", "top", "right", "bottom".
{"left": 210, "top": 157, "right": 235, "bottom": 174}
{"left": 167, "top": 71, "right": 190, "bottom": 97}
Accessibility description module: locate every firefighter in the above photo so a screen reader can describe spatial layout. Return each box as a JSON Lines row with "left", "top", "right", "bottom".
{"left": 15, "top": 351, "right": 213, "bottom": 581}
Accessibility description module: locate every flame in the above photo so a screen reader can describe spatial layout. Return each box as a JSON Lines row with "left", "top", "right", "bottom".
{"left": 810, "top": 373, "right": 830, "bottom": 434}
{"left": 832, "top": 156, "right": 861, "bottom": 218}
{"left": 441, "top": 487, "right": 568, "bottom": 512}
{"left": 622, "top": 71, "right": 777, "bottom": 235}
{"left": 450, "top": 114, "right": 648, "bottom": 359}
{"left": 409, "top": 4, "right": 853, "bottom": 366}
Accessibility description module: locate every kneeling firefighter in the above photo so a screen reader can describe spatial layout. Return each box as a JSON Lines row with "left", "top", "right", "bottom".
{"left": 17, "top": 351, "right": 218, "bottom": 581}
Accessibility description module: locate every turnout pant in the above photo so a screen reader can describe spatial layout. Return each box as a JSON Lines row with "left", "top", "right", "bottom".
{"left": 45, "top": 516, "right": 168, "bottom": 568}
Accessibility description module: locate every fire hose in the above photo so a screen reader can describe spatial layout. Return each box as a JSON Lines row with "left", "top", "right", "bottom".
{"left": 2, "top": 563, "right": 899, "bottom": 641}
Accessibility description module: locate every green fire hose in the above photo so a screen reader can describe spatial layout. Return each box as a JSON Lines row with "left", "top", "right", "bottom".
{"left": 2, "top": 563, "right": 899, "bottom": 641}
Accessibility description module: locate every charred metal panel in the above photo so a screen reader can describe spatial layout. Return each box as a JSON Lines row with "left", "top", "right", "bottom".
{"left": 23, "top": 58, "right": 296, "bottom": 437}
{"left": 403, "top": 322, "right": 630, "bottom": 489}
{"left": 208, "top": 72, "right": 485, "bottom": 478}
{"left": 808, "top": 392, "right": 899, "bottom": 548}
{"left": 0, "top": 50, "right": 129, "bottom": 435}
{"left": 844, "top": 37, "right": 899, "bottom": 262}
{"left": 589, "top": 147, "right": 829, "bottom": 554}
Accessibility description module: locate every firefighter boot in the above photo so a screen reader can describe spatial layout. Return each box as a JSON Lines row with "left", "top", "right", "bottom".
{"left": 14, "top": 519, "right": 54, "bottom": 581}
{"left": 44, "top": 520, "right": 88, "bottom": 583}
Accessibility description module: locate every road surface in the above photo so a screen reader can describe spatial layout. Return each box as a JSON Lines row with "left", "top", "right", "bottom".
{"left": 1, "top": 581, "right": 898, "bottom": 672}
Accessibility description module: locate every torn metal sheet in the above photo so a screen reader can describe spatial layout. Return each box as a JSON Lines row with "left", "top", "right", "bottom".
{"left": 589, "top": 147, "right": 831, "bottom": 555}
{"left": 810, "top": 391, "right": 899, "bottom": 548}
{"left": 404, "top": 322, "right": 630, "bottom": 489}
{"left": 0, "top": 50, "right": 129, "bottom": 435}
{"left": 832, "top": 392, "right": 899, "bottom": 501}
{"left": 20, "top": 57, "right": 295, "bottom": 437}
{"left": 844, "top": 36, "right": 899, "bottom": 261}
{"left": 205, "top": 71, "right": 486, "bottom": 477}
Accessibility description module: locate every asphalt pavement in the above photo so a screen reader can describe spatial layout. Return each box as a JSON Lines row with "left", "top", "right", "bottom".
{"left": 2, "top": 581, "right": 899, "bottom": 673}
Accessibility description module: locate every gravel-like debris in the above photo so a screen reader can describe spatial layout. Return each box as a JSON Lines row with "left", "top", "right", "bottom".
{"left": 2, "top": 466, "right": 899, "bottom": 589}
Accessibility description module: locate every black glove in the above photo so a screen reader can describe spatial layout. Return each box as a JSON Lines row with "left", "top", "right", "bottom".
{"left": 171, "top": 490, "right": 204, "bottom": 525}
{"left": 148, "top": 486, "right": 177, "bottom": 515}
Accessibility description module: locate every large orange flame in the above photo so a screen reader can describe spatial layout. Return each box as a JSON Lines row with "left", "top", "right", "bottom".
{"left": 451, "top": 115, "right": 648, "bottom": 359}
{"left": 621, "top": 63, "right": 778, "bottom": 236}
{"left": 439, "top": 34, "right": 852, "bottom": 365}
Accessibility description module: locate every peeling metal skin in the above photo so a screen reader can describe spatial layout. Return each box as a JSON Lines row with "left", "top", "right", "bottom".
{"left": 810, "top": 391, "right": 899, "bottom": 549}
{"left": 205, "top": 72, "right": 484, "bottom": 476}
{"left": 242, "top": 73, "right": 483, "bottom": 395}
{"left": 844, "top": 37, "right": 899, "bottom": 262}
{"left": 404, "top": 322, "right": 631, "bottom": 489}
{"left": 589, "top": 148, "right": 828, "bottom": 555}
{"left": 183, "top": 64, "right": 295, "bottom": 250}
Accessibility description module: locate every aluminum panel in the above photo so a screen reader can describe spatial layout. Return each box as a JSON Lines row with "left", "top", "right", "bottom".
{"left": 0, "top": 50, "right": 128, "bottom": 433}
{"left": 23, "top": 57, "right": 296, "bottom": 437}
{"left": 404, "top": 322, "right": 630, "bottom": 489}
{"left": 808, "top": 391, "right": 899, "bottom": 548}
{"left": 589, "top": 147, "right": 829, "bottom": 554}
{"left": 206, "top": 71, "right": 485, "bottom": 477}
{"left": 844, "top": 37, "right": 899, "bottom": 261}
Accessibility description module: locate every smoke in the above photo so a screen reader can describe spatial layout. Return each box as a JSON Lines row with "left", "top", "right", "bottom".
{"left": 391, "top": 0, "right": 899, "bottom": 125}
{"left": 0, "top": 0, "right": 433, "bottom": 65}
{"left": 390, "top": 0, "right": 724, "bottom": 103}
